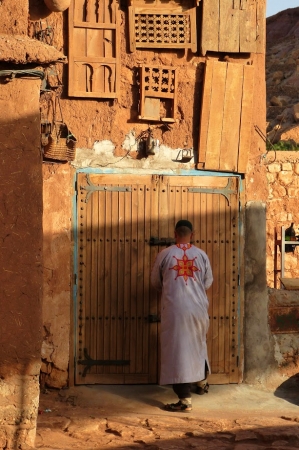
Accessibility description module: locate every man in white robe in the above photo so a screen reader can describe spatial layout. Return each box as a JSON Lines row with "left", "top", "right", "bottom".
{"left": 151, "top": 219, "right": 213, "bottom": 412}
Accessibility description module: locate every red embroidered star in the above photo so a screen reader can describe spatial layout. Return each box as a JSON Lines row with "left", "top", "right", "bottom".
{"left": 170, "top": 245, "right": 199, "bottom": 283}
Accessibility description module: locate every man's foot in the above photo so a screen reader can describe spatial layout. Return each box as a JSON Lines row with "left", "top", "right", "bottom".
{"left": 196, "top": 383, "right": 209, "bottom": 395}
{"left": 164, "top": 400, "right": 192, "bottom": 412}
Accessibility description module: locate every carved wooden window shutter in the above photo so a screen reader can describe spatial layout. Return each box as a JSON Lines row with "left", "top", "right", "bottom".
{"left": 201, "top": 0, "right": 265, "bottom": 55}
{"left": 197, "top": 60, "right": 254, "bottom": 174}
{"left": 139, "top": 65, "right": 178, "bottom": 123}
{"left": 68, "top": 0, "right": 120, "bottom": 98}
{"left": 128, "top": 0, "right": 197, "bottom": 52}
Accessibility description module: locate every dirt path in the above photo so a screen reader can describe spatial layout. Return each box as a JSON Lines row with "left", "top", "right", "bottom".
{"left": 34, "top": 384, "right": 299, "bottom": 449}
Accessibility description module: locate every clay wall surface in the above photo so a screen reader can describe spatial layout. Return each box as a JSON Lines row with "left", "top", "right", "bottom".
{"left": 37, "top": 2, "right": 267, "bottom": 388}
{"left": 0, "top": 0, "right": 28, "bottom": 34}
{"left": 0, "top": 77, "right": 43, "bottom": 448}
{"left": 41, "top": 163, "right": 73, "bottom": 389}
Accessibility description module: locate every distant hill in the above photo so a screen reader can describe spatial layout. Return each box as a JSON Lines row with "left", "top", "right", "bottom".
{"left": 266, "top": 8, "right": 299, "bottom": 146}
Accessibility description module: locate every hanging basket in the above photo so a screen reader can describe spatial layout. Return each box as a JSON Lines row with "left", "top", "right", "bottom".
{"left": 43, "top": 122, "right": 77, "bottom": 162}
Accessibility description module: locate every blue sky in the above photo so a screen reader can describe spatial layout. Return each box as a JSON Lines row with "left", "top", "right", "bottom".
{"left": 267, "top": 1, "right": 298, "bottom": 17}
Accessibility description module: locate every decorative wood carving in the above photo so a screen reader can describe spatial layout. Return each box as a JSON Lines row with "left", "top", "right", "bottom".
{"left": 139, "top": 65, "right": 178, "bottom": 123}
{"left": 68, "top": 0, "right": 120, "bottom": 98}
{"left": 129, "top": 0, "right": 197, "bottom": 52}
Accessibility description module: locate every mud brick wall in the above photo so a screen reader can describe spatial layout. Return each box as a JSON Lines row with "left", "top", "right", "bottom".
{"left": 0, "top": 78, "right": 43, "bottom": 448}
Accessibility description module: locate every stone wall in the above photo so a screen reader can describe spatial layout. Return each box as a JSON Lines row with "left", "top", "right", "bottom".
{"left": 268, "top": 288, "right": 299, "bottom": 381}
{"left": 265, "top": 151, "right": 299, "bottom": 287}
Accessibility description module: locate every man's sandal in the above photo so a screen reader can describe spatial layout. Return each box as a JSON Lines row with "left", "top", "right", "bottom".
{"left": 164, "top": 400, "right": 192, "bottom": 412}
{"left": 196, "top": 383, "right": 209, "bottom": 395}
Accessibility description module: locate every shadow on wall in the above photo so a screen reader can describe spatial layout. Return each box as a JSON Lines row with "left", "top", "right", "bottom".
{"left": 274, "top": 373, "right": 299, "bottom": 406}
{"left": 0, "top": 79, "right": 43, "bottom": 448}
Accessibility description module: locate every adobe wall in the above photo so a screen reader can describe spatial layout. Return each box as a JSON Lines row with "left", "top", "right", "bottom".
{"left": 38, "top": 2, "right": 267, "bottom": 389}
{"left": 0, "top": 78, "right": 43, "bottom": 448}
{"left": 41, "top": 163, "right": 73, "bottom": 389}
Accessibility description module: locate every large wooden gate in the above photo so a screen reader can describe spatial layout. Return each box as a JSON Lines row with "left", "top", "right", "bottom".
{"left": 74, "top": 172, "right": 243, "bottom": 384}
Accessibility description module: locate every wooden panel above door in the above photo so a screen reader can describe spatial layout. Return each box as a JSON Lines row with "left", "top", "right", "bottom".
{"left": 198, "top": 60, "right": 254, "bottom": 174}
{"left": 201, "top": 0, "right": 265, "bottom": 55}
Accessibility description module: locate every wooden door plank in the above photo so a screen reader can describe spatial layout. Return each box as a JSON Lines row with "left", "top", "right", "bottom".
{"left": 76, "top": 174, "right": 88, "bottom": 381}
{"left": 219, "top": 0, "right": 239, "bottom": 52}
{"left": 90, "top": 190, "right": 99, "bottom": 372}
{"left": 218, "top": 196, "right": 229, "bottom": 373}
{"left": 212, "top": 194, "right": 222, "bottom": 372}
{"left": 149, "top": 176, "right": 160, "bottom": 383}
{"left": 103, "top": 188, "right": 112, "bottom": 374}
{"left": 166, "top": 177, "right": 176, "bottom": 237}
{"left": 226, "top": 189, "right": 234, "bottom": 381}
{"left": 237, "top": 187, "right": 245, "bottom": 383}
{"left": 208, "top": 373, "right": 230, "bottom": 384}
{"left": 109, "top": 188, "right": 119, "bottom": 371}
{"left": 129, "top": 184, "right": 138, "bottom": 375}
{"left": 123, "top": 184, "right": 132, "bottom": 375}
{"left": 117, "top": 189, "right": 125, "bottom": 374}
{"left": 84, "top": 182, "right": 93, "bottom": 366}
{"left": 198, "top": 61, "right": 214, "bottom": 167}
{"left": 205, "top": 61, "right": 227, "bottom": 170}
{"left": 187, "top": 186, "right": 195, "bottom": 243}
{"left": 239, "top": 1, "right": 256, "bottom": 53}
{"left": 256, "top": 0, "right": 265, "bottom": 54}
{"left": 218, "top": 194, "right": 229, "bottom": 375}
{"left": 143, "top": 181, "right": 151, "bottom": 377}
{"left": 219, "top": 63, "right": 243, "bottom": 172}
{"left": 97, "top": 189, "right": 106, "bottom": 374}
{"left": 201, "top": 0, "right": 220, "bottom": 55}
{"left": 206, "top": 192, "right": 217, "bottom": 373}
{"left": 229, "top": 191, "right": 240, "bottom": 383}
{"left": 136, "top": 184, "right": 145, "bottom": 374}
{"left": 238, "top": 65, "right": 254, "bottom": 173}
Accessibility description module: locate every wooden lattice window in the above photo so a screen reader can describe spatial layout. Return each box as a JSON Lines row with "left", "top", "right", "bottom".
{"left": 128, "top": 0, "right": 197, "bottom": 52}
{"left": 68, "top": 0, "right": 120, "bottom": 98}
{"left": 139, "top": 65, "right": 178, "bottom": 123}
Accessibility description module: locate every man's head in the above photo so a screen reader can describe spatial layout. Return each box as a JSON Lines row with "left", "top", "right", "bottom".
{"left": 175, "top": 220, "right": 193, "bottom": 241}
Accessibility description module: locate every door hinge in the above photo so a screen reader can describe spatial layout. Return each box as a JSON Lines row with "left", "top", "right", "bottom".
{"left": 237, "top": 355, "right": 239, "bottom": 367}
{"left": 74, "top": 273, "right": 77, "bottom": 285}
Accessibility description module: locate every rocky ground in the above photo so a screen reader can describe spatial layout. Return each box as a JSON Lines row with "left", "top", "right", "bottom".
{"left": 266, "top": 7, "right": 299, "bottom": 145}
{"left": 33, "top": 383, "right": 299, "bottom": 450}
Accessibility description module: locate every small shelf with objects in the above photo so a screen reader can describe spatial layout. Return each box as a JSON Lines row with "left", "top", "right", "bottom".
{"left": 274, "top": 224, "right": 299, "bottom": 290}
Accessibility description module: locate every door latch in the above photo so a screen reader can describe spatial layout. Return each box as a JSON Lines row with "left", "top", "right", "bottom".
{"left": 149, "top": 236, "right": 175, "bottom": 246}
{"left": 148, "top": 314, "right": 161, "bottom": 323}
